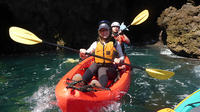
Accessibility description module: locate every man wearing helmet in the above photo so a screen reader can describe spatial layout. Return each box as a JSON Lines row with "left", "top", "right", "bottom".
{"left": 111, "top": 22, "right": 130, "bottom": 54}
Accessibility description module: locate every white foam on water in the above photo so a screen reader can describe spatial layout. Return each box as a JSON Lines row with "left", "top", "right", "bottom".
{"left": 193, "top": 65, "right": 200, "bottom": 78}
{"left": 44, "top": 65, "right": 51, "bottom": 71}
{"left": 175, "top": 80, "right": 188, "bottom": 87}
{"left": 101, "top": 101, "right": 124, "bottom": 112}
{"left": 160, "top": 48, "right": 172, "bottom": 55}
{"left": 25, "top": 85, "right": 57, "bottom": 112}
{"left": 127, "top": 52, "right": 150, "bottom": 56}
{"left": 177, "top": 94, "right": 189, "bottom": 100}
{"left": 166, "top": 100, "right": 172, "bottom": 105}
{"left": 160, "top": 48, "right": 183, "bottom": 58}
{"left": 100, "top": 91, "right": 133, "bottom": 112}
{"left": 137, "top": 81, "right": 151, "bottom": 87}
{"left": 125, "top": 93, "right": 134, "bottom": 105}
{"left": 173, "top": 65, "right": 182, "bottom": 70}
{"left": 169, "top": 65, "right": 182, "bottom": 72}
{"left": 157, "top": 84, "right": 167, "bottom": 97}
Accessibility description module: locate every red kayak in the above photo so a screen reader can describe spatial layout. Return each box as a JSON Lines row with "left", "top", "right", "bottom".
{"left": 55, "top": 56, "right": 131, "bottom": 112}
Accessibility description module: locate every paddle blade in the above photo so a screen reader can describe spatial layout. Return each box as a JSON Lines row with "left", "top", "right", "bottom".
{"left": 131, "top": 9, "right": 149, "bottom": 26}
{"left": 146, "top": 68, "right": 174, "bottom": 80}
{"left": 157, "top": 108, "right": 175, "bottom": 112}
{"left": 9, "top": 26, "right": 42, "bottom": 45}
{"left": 64, "top": 58, "right": 79, "bottom": 63}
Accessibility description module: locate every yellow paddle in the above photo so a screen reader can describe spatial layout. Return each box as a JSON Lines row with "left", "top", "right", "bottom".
{"left": 131, "top": 9, "right": 149, "bottom": 26}
{"left": 128, "top": 65, "right": 174, "bottom": 80}
{"left": 125, "top": 9, "right": 149, "bottom": 29}
{"left": 146, "top": 68, "right": 174, "bottom": 80}
{"left": 64, "top": 58, "right": 79, "bottom": 63}
{"left": 157, "top": 108, "right": 175, "bottom": 112}
{"left": 9, "top": 26, "right": 80, "bottom": 53}
{"left": 9, "top": 26, "right": 174, "bottom": 80}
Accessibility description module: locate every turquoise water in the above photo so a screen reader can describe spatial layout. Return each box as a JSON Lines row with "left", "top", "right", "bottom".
{"left": 1, "top": 46, "right": 200, "bottom": 112}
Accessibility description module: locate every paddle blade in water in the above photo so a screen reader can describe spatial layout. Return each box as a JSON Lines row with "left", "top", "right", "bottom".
{"left": 131, "top": 9, "right": 149, "bottom": 26}
{"left": 157, "top": 108, "right": 175, "bottom": 112}
{"left": 9, "top": 26, "right": 42, "bottom": 45}
{"left": 146, "top": 68, "right": 174, "bottom": 80}
{"left": 64, "top": 58, "right": 79, "bottom": 63}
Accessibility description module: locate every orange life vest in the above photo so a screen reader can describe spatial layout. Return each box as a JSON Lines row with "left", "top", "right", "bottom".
{"left": 95, "top": 41, "right": 117, "bottom": 63}
{"left": 113, "top": 35, "right": 125, "bottom": 44}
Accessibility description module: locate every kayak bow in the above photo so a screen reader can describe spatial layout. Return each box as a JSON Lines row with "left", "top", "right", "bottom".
{"left": 55, "top": 56, "right": 131, "bottom": 112}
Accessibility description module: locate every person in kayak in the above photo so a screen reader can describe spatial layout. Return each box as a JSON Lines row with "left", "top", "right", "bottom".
{"left": 110, "top": 21, "right": 130, "bottom": 70}
{"left": 111, "top": 21, "right": 130, "bottom": 54}
{"left": 79, "top": 22, "right": 124, "bottom": 88}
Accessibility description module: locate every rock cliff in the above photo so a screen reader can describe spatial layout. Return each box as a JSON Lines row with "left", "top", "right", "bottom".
{"left": 157, "top": 3, "right": 200, "bottom": 58}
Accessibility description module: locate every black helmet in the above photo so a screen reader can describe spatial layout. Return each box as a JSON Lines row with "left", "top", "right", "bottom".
{"left": 98, "top": 20, "right": 110, "bottom": 26}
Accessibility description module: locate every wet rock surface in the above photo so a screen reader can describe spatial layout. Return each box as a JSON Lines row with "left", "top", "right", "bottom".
{"left": 157, "top": 3, "right": 200, "bottom": 59}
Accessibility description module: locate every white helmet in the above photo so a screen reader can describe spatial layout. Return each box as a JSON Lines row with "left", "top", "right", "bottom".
{"left": 111, "top": 22, "right": 120, "bottom": 27}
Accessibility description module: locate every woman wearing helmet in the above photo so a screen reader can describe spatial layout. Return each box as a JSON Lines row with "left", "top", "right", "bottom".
{"left": 78, "top": 22, "right": 124, "bottom": 88}
{"left": 111, "top": 22, "right": 130, "bottom": 54}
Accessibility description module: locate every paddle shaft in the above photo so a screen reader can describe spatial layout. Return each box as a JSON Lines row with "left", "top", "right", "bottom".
{"left": 43, "top": 40, "right": 145, "bottom": 70}
{"left": 126, "top": 24, "right": 131, "bottom": 29}
{"left": 87, "top": 53, "right": 145, "bottom": 70}
{"left": 88, "top": 54, "right": 145, "bottom": 71}
{"left": 121, "top": 25, "right": 131, "bottom": 32}
{"left": 43, "top": 41, "right": 80, "bottom": 53}
{"left": 43, "top": 41, "right": 116, "bottom": 61}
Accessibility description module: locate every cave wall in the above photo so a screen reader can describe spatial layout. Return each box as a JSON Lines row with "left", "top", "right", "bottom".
{"left": 1, "top": 0, "right": 196, "bottom": 54}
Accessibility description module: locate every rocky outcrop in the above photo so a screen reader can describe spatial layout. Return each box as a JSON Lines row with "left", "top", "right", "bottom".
{"left": 157, "top": 3, "right": 200, "bottom": 58}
